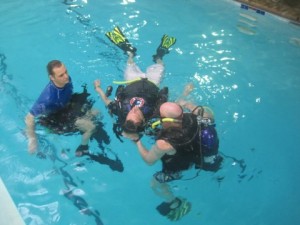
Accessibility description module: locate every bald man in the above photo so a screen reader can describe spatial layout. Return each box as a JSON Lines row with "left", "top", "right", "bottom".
{"left": 132, "top": 101, "right": 222, "bottom": 220}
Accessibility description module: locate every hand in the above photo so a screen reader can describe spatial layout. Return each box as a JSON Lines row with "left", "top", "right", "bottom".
{"left": 94, "top": 80, "right": 101, "bottom": 89}
{"left": 177, "top": 99, "right": 187, "bottom": 107}
{"left": 28, "top": 137, "right": 37, "bottom": 154}
{"left": 122, "top": 131, "right": 140, "bottom": 141}
{"left": 183, "top": 83, "right": 194, "bottom": 96}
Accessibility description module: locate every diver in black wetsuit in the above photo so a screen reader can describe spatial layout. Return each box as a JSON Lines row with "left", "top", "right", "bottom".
{"left": 132, "top": 101, "right": 223, "bottom": 221}
{"left": 94, "top": 27, "right": 176, "bottom": 141}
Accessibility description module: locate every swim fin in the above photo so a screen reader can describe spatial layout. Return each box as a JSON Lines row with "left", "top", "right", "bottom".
{"left": 105, "top": 26, "right": 137, "bottom": 55}
{"left": 75, "top": 145, "right": 89, "bottom": 157}
{"left": 156, "top": 197, "right": 191, "bottom": 221}
{"left": 153, "top": 34, "right": 176, "bottom": 62}
{"left": 156, "top": 198, "right": 181, "bottom": 216}
{"left": 166, "top": 199, "right": 191, "bottom": 221}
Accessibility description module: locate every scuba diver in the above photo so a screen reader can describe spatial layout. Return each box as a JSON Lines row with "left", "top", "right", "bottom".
{"left": 130, "top": 101, "right": 223, "bottom": 221}
{"left": 94, "top": 26, "right": 177, "bottom": 141}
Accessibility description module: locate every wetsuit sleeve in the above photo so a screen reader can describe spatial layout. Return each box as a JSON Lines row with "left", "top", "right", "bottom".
{"left": 30, "top": 95, "right": 49, "bottom": 116}
{"left": 29, "top": 80, "right": 73, "bottom": 117}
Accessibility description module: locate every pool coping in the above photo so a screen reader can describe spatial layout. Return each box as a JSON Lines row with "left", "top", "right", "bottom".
{"left": 234, "top": 0, "right": 300, "bottom": 26}
{"left": 0, "top": 177, "right": 26, "bottom": 225}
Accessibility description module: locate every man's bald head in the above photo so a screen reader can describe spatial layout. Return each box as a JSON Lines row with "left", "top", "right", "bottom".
{"left": 159, "top": 102, "right": 183, "bottom": 118}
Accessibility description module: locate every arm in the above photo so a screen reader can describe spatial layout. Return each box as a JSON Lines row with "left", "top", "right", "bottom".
{"left": 94, "top": 79, "right": 112, "bottom": 106}
{"left": 176, "top": 83, "right": 200, "bottom": 114}
{"left": 25, "top": 113, "right": 38, "bottom": 154}
{"left": 178, "top": 99, "right": 215, "bottom": 122}
{"left": 134, "top": 139, "right": 175, "bottom": 165}
{"left": 177, "top": 99, "right": 199, "bottom": 115}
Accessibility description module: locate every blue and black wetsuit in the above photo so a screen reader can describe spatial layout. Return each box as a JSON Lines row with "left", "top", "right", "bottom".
{"left": 30, "top": 78, "right": 73, "bottom": 117}
{"left": 31, "top": 77, "right": 94, "bottom": 134}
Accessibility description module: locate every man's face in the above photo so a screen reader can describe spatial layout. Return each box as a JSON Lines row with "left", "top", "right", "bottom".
{"left": 50, "top": 64, "right": 69, "bottom": 88}
{"left": 125, "top": 106, "right": 144, "bottom": 125}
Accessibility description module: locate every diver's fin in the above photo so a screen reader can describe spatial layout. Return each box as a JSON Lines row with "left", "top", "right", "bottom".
{"left": 153, "top": 34, "right": 176, "bottom": 62}
{"left": 75, "top": 145, "right": 89, "bottom": 157}
{"left": 105, "top": 26, "right": 137, "bottom": 55}
{"left": 156, "top": 198, "right": 182, "bottom": 216}
{"left": 166, "top": 199, "right": 191, "bottom": 221}
{"left": 156, "top": 202, "right": 174, "bottom": 216}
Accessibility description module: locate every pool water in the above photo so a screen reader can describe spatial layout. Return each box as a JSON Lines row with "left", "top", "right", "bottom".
{"left": 1, "top": 0, "right": 300, "bottom": 225}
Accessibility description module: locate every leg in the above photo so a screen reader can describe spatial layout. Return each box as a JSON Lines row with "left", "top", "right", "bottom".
{"left": 151, "top": 176, "right": 176, "bottom": 203}
{"left": 146, "top": 35, "right": 176, "bottom": 85}
{"left": 126, "top": 51, "right": 135, "bottom": 65}
{"left": 124, "top": 52, "right": 146, "bottom": 81}
{"left": 154, "top": 57, "right": 164, "bottom": 65}
{"left": 151, "top": 171, "right": 191, "bottom": 220}
{"left": 74, "top": 117, "right": 96, "bottom": 156}
{"left": 145, "top": 63, "right": 165, "bottom": 85}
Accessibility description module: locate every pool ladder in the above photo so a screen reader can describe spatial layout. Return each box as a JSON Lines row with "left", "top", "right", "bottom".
{"left": 237, "top": 3, "right": 265, "bottom": 35}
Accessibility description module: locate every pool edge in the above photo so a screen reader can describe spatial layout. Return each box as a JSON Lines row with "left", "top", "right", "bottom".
{"left": 234, "top": 0, "right": 300, "bottom": 26}
{"left": 0, "top": 177, "right": 26, "bottom": 225}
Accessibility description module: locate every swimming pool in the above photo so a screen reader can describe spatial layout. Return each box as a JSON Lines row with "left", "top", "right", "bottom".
{"left": 1, "top": 0, "right": 300, "bottom": 224}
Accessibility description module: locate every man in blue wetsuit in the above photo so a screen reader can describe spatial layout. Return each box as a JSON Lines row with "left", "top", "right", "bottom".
{"left": 130, "top": 101, "right": 223, "bottom": 221}
{"left": 25, "top": 60, "right": 98, "bottom": 156}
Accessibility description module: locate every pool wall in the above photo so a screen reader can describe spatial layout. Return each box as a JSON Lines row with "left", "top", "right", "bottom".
{"left": 235, "top": 0, "right": 300, "bottom": 24}
{"left": 0, "top": 177, "right": 25, "bottom": 225}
